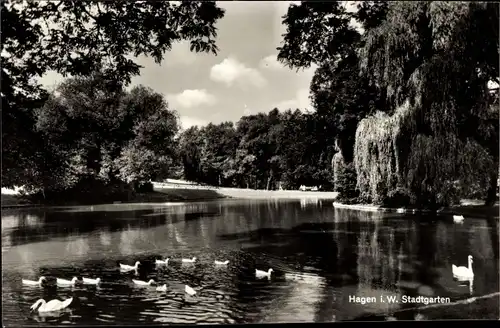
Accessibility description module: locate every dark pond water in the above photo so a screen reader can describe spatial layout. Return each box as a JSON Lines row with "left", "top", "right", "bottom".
{"left": 2, "top": 199, "right": 499, "bottom": 325}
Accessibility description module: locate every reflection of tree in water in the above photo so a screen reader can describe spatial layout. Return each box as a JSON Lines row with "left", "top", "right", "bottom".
{"left": 99, "top": 228, "right": 111, "bottom": 247}
{"left": 1, "top": 215, "right": 20, "bottom": 230}
{"left": 415, "top": 219, "right": 439, "bottom": 288}
{"left": 6, "top": 208, "right": 169, "bottom": 247}
{"left": 357, "top": 225, "right": 378, "bottom": 287}
{"left": 435, "top": 221, "right": 450, "bottom": 267}
{"left": 467, "top": 219, "right": 499, "bottom": 296}
{"left": 65, "top": 235, "right": 90, "bottom": 259}
{"left": 119, "top": 225, "right": 146, "bottom": 255}
{"left": 485, "top": 216, "right": 499, "bottom": 260}
{"left": 380, "top": 226, "right": 396, "bottom": 288}
{"left": 2, "top": 234, "right": 12, "bottom": 253}
{"left": 300, "top": 197, "right": 319, "bottom": 210}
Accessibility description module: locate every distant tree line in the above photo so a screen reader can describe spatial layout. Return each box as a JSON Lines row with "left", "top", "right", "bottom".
{"left": 178, "top": 109, "right": 335, "bottom": 190}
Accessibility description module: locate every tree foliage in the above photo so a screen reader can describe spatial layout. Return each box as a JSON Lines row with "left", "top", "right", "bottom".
{"left": 2, "top": 0, "right": 225, "bottom": 188}
{"left": 277, "top": 1, "right": 389, "bottom": 178}
{"left": 277, "top": 0, "right": 498, "bottom": 206}
{"left": 25, "top": 74, "right": 179, "bottom": 195}
{"left": 177, "top": 109, "right": 335, "bottom": 190}
{"left": 355, "top": 1, "right": 499, "bottom": 206}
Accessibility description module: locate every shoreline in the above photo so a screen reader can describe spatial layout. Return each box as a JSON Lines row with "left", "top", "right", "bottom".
{"left": 1, "top": 187, "right": 339, "bottom": 209}
{"left": 2, "top": 186, "right": 498, "bottom": 219}
{"left": 333, "top": 201, "right": 499, "bottom": 219}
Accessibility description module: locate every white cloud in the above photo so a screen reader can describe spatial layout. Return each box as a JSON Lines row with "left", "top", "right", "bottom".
{"left": 210, "top": 57, "right": 267, "bottom": 88}
{"left": 167, "top": 89, "right": 217, "bottom": 109}
{"left": 275, "top": 88, "right": 312, "bottom": 111}
{"left": 179, "top": 116, "right": 210, "bottom": 130}
{"left": 259, "top": 54, "right": 285, "bottom": 71}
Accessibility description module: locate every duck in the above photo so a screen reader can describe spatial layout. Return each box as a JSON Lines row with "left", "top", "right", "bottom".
{"left": 22, "top": 276, "right": 46, "bottom": 286}
{"left": 30, "top": 297, "right": 73, "bottom": 313}
{"left": 155, "top": 258, "right": 169, "bottom": 265}
{"left": 132, "top": 279, "right": 155, "bottom": 286}
{"left": 120, "top": 261, "right": 140, "bottom": 272}
{"left": 452, "top": 255, "right": 474, "bottom": 279}
{"left": 156, "top": 284, "right": 167, "bottom": 292}
{"left": 214, "top": 260, "right": 229, "bottom": 265}
{"left": 182, "top": 257, "right": 197, "bottom": 264}
{"left": 185, "top": 284, "right": 197, "bottom": 296}
{"left": 82, "top": 277, "right": 101, "bottom": 285}
{"left": 453, "top": 215, "right": 465, "bottom": 224}
{"left": 255, "top": 268, "right": 274, "bottom": 279}
{"left": 56, "top": 277, "right": 78, "bottom": 286}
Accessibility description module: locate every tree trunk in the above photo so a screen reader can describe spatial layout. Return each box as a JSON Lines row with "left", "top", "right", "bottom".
{"left": 266, "top": 174, "right": 272, "bottom": 191}
{"left": 484, "top": 169, "right": 498, "bottom": 206}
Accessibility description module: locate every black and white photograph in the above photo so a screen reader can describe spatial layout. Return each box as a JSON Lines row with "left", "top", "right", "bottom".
{"left": 2, "top": 0, "right": 499, "bottom": 325}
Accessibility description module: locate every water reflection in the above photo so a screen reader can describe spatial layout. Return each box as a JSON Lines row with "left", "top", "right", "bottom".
{"left": 300, "top": 197, "right": 320, "bottom": 209}
{"left": 2, "top": 200, "right": 498, "bottom": 325}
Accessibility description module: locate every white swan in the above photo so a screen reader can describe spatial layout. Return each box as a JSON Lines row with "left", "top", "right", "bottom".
{"left": 56, "top": 277, "right": 78, "bottom": 286}
{"left": 30, "top": 297, "right": 73, "bottom": 313}
{"left": 214, "top": 260, "right": 229, "bottom": 265}
{"left": 453, "top": 215, "right": 465, "bottom": 224}
{"left": 22, "top": 276, "right": 46, "bottom": 286}
{"left": 120, "top": 261, "right": 140, "bottom": 272}
{"left": 182, "top": 257, "right": 196, "bottom": 263}
{"left": 156, "top": 284, "right": 167, "bottom": 292}
{"left": 155, "top": 258, "right": 169, "bottom": 265}
{"left": 452, "top": 255, "right": 474, "bottom": 279}
{"left": 185, "top": 284, "right": 196, "bottom": 296}
{"left": 132, "top": 279, "right": 155, "bottom": 286}
{"left": 82, "top": 277, "right": 101, "bottom": 285}
{"left": 255, "top": 268, "right": 274, "bottom": 279}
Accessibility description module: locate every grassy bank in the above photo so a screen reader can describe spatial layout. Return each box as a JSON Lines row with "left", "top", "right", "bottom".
{"left": 200, "top": 187, "right": 339, "bottom": 200}
{"left": 1, "top": 184, "right": 339, "bottom": 208}
{"left": 1, "top": 188, "right": 227, "bottom": 208}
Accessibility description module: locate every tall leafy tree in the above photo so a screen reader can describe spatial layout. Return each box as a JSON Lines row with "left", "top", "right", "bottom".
{"left": 277, "top": 1, "right": 388, "bottom": 164}
{"left": 178, "top": 126, "right": 203, "bottom": 182}
{"left": 33, "top": 74, "right": 179, "bottom": 194}
{"left": 356, "top": 1, "right": 499, "bottom": 205}
{"left": 199, "top": 122, "right": 238, "bottom": 186}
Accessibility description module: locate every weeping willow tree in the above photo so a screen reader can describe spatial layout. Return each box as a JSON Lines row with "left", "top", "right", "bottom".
{"left": 354, "top": 2, "right": 499, "bottom": 207}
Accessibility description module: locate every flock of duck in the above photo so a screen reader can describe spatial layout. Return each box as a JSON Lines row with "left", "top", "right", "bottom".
{"left": 23, "top": 256, "right": 275, "bottom": 314}
{"left": 23, "top": 214, "right": 473, "bottom": 315}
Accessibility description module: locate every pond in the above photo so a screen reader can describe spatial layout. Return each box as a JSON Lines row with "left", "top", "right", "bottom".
{"left": 2, "top": 199, "right": 499, "bottom": 325}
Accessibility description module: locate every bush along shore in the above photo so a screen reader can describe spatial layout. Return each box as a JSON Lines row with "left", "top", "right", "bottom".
{"left": 1, "top": 181, "right": 228, "bottom": 208}
{"left": 332, "top": 201, "right": 499, "bottom": 219}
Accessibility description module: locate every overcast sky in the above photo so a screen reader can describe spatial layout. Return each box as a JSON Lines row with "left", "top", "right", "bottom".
{"left": 39, "top": 1, "right": 322, "bottom": 130}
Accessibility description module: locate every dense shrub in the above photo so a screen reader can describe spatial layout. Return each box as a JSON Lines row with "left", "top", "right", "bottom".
{"left": 26, "top": 177, "right": 135, "bottom": 205}
{"left": 335, "top": 161, "right": 360, "bottom": 203}
{"left": 135, "top": 181, "right": 154, "bottom": 193}
{"left": 382, "top": 187, "right": 412, "bottom": 207}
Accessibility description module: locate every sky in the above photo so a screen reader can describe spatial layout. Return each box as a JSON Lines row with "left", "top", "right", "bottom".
{"left": 32, "top": 1, "right": 500, "bottom": 131}
{"left": 39, "top": 1, "right": 323, "bottom": 130}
